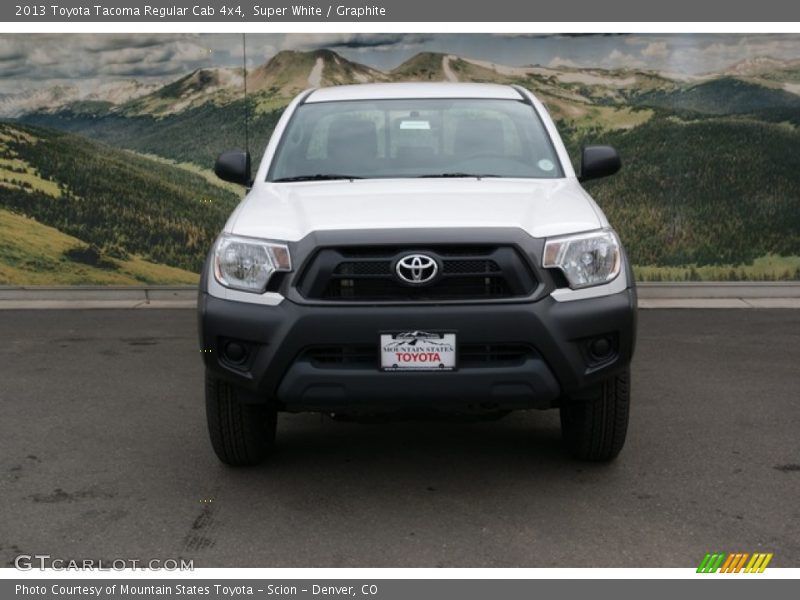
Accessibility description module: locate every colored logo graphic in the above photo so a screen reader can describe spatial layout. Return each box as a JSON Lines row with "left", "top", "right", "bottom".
{"left": 697, "top": 553, "right": 773, "bottom": 573}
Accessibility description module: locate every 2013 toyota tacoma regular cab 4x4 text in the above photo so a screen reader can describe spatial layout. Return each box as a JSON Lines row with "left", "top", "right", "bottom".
{"left": 199, "top": 82, "right": 637, "bottom": 466}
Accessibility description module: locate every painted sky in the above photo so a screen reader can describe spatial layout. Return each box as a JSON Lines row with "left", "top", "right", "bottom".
{"left": 1, "top": 33, "right": 799, "bottom": 94}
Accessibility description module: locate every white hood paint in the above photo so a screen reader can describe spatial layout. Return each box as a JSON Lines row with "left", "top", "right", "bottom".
{"left": 228, "top": 178, "right": 606, "bottom": 242}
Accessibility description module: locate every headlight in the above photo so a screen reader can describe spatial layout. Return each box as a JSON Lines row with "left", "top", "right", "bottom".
{"left": 213, "top": 234, "right": 292, "bottom": 293}
{"left": 543, "top": 229, "right": 621, "bottom": 289}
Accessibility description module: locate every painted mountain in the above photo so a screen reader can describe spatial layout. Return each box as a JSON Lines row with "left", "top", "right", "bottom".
{"left": 2, "top": 48, "right": 800, "bottom": 283}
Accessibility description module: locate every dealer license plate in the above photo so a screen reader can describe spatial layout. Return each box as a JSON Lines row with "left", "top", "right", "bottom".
{"left": 380, "top": 331, "right": 456, "bottom": 371}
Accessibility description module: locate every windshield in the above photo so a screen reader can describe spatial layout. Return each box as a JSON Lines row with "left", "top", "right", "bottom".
{"left": 267, "top": 98, "right": 564, "bottom": 181}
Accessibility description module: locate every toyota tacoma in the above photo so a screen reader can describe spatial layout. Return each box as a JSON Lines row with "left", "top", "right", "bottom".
{"left": 199, "top": 82, "right": 636, "bottom": 466}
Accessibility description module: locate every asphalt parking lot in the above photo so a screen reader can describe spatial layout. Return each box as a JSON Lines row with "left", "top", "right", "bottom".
{"left": 1, "top": 308, "right": 798, "bottom": 568}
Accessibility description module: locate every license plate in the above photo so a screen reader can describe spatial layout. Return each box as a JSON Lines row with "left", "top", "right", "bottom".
{"left": 380, "top": 331, "right": 456, "bottom": 371}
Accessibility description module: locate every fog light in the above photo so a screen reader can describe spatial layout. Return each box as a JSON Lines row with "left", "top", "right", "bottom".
{"left": 223, "top": 341, "right": 249, "bottom": 365}
{"left": 589, "top": 336, "right": 613, "bottom": 361}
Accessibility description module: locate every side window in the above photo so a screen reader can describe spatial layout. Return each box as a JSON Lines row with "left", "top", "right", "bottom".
{"left": 501, "top": 118, "right": 523, "bottom": 156}
{"left": 305, "top": 119, "right": 328, "bottom": 160}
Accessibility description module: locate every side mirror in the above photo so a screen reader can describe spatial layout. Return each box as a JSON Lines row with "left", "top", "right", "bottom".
{"left": 214, "top": 150, "right": 251, "bottom": 186}
{"left": 579, "top": 145, "right": 621, "bottom": 182}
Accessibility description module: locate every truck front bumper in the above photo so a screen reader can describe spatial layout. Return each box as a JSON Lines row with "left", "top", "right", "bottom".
{"left": 198, "top": 288, "right": 637, "bottom": 414}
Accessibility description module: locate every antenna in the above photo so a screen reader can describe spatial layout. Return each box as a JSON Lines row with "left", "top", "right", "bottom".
{"left": 242, "top": 32, "right": 249, "bottom": 154}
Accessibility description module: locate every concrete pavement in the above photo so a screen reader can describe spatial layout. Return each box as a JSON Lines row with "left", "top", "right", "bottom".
{"left": 1, "top": 308, "right": 798, "bottom": 567}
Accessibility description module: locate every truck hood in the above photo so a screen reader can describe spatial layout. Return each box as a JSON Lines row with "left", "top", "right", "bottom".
{"left": 228, "top": 178, "right": 605, "bottom": 241}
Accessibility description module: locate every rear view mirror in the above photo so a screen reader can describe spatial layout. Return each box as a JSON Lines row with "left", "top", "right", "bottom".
{"left": 579, "top": 145, "right": 621, "bottom": 182}
{"left": 214, "top": 150, "right": 251, "bottom": 186}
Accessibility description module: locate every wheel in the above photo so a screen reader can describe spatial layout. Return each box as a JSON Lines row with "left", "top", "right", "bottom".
{"left": 559, "top": 368, "right": 630, "bottom": 462}
{"left": 205, "top": 370, "right": 277, "bottom": 466}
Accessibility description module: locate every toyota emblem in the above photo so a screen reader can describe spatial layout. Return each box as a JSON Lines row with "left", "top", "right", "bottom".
{"left": 395, "top": 254, "right": 438, "bottom": 285}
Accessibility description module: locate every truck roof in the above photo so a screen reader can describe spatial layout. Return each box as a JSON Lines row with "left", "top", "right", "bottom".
{"left": 305, "top": 82, "right": 525, "bottom": 103}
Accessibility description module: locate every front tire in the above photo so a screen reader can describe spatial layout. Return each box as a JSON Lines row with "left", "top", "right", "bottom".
{"left": 205, "top": 370, "right": 277, "bottom": 466}
{"left": 560, "top": 368, "right": 630, "bottom": 461}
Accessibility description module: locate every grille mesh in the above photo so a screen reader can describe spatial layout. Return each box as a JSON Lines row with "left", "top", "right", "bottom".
{"left": 301, "top": 344, "right": 535, "bottom": 368}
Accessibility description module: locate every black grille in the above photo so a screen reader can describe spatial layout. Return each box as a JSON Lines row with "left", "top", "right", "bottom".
{"left": 300, "top": 344, "right": 535, "bottom": 369}
{"left": 301, "top": 345, "right": 376, "bottom": 367}
{"left": 441, "top": 259, "right": 500, "bottom": 274}
{"left": 297, "top": 245, "right": 536, "bottom": 301}
{"left": 336, "top": 245, "right": 494, "bottom": 258}
{"left": 458, "top": 344, "right": 535, "bottom": 367}
{"left": 335, "top": 261, "right": 393, "bottom": 276}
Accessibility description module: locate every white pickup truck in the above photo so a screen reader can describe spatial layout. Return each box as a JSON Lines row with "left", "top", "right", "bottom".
{"left": 199, "top": 82, "right": 636, "bottom": 466}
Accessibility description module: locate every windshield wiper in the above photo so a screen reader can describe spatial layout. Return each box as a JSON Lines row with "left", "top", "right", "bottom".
{"left": 272, "top": 174, "right": 363, "bottom": 182}
{"left": 418, "top": 173, "right": 499, "bottom": 179}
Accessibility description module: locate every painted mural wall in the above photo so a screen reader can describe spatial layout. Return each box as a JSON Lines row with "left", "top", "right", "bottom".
{"left": 1, "top": 33, "right": 799, "bottom": 284}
